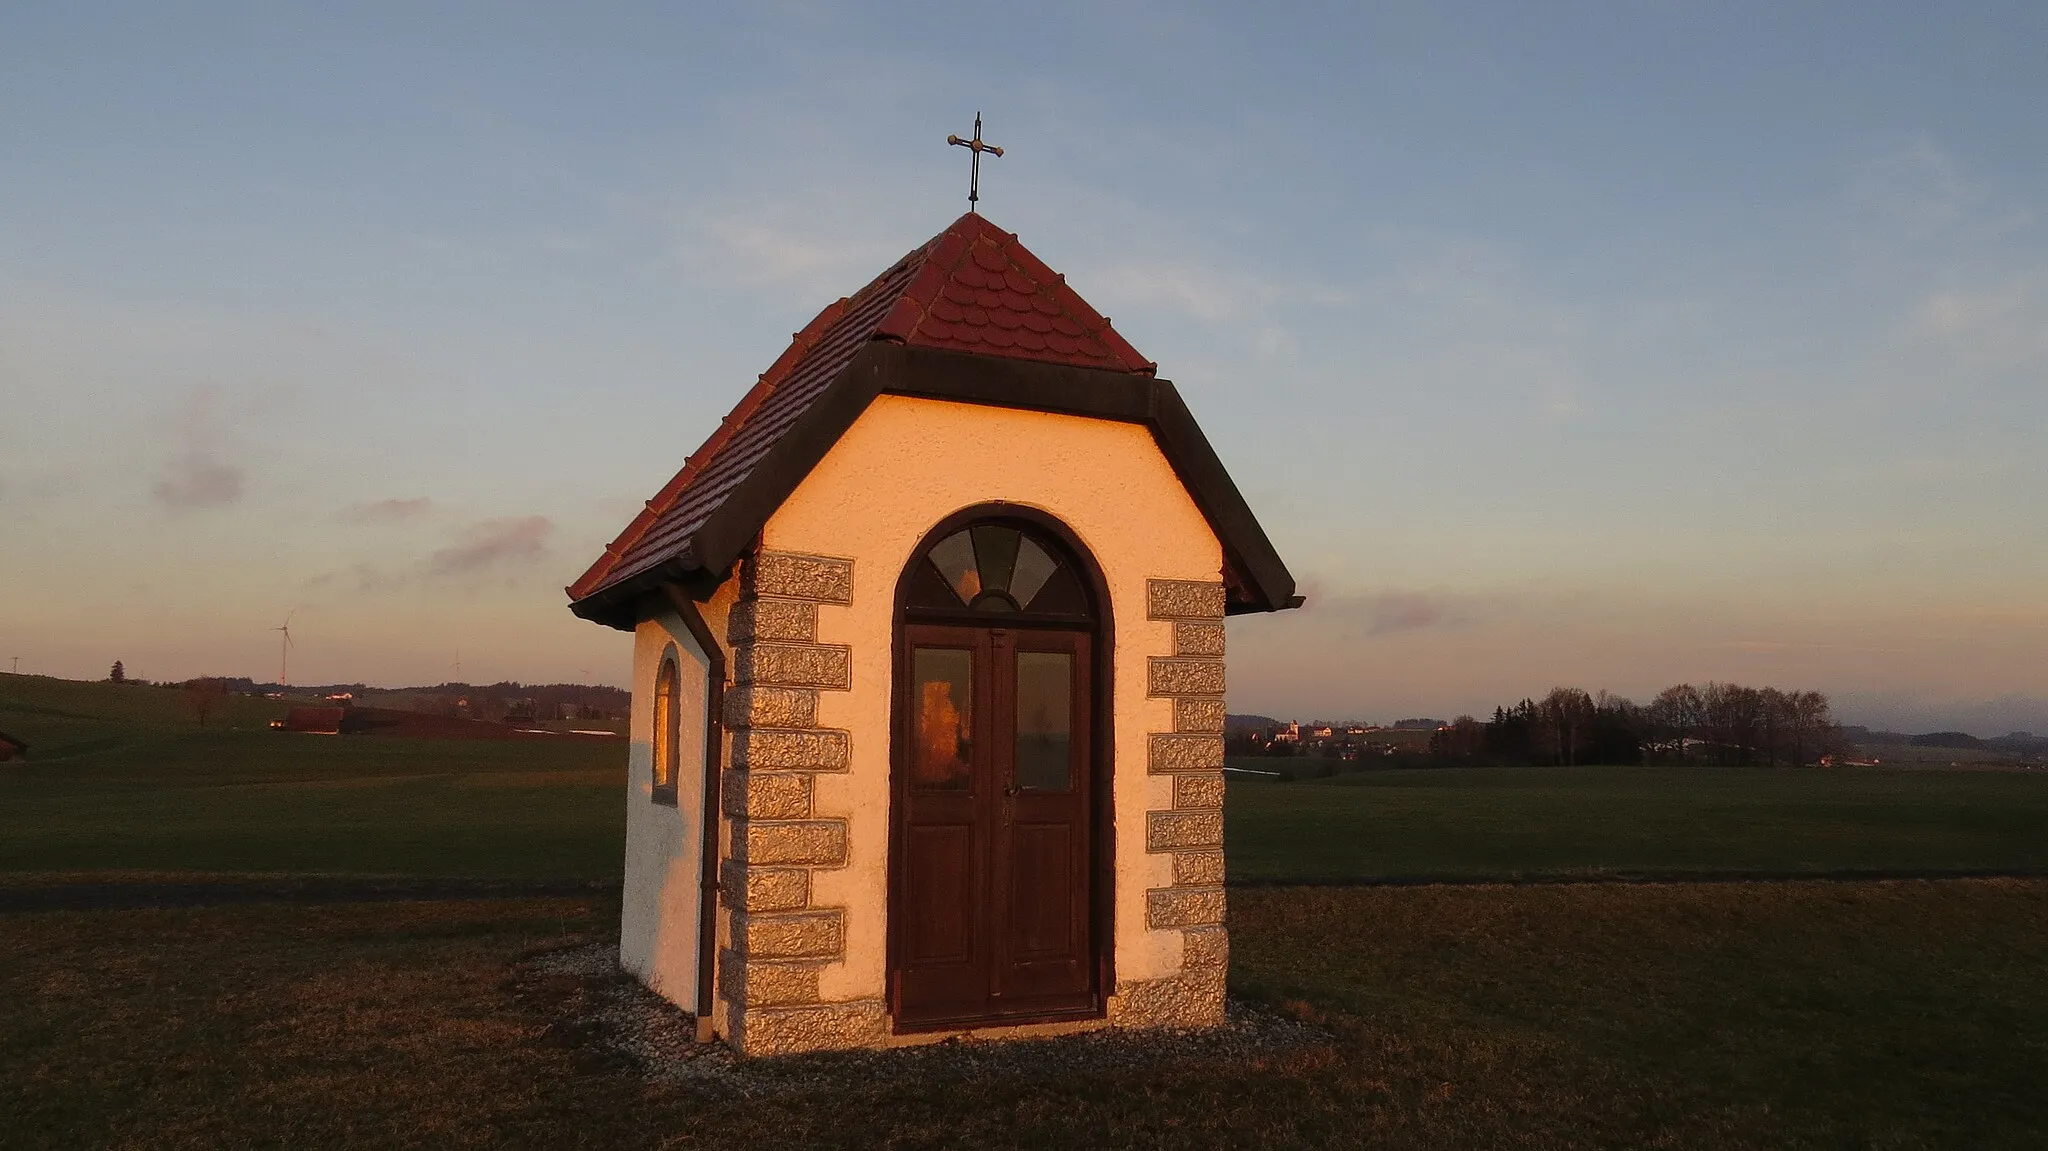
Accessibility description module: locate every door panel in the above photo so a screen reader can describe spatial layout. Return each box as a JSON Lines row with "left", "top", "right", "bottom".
{"left": 903, "top": 824, "right": 974, "bottom": 965}
{"left": 893, "top": 624, "right": 1096, "bottom": 1029}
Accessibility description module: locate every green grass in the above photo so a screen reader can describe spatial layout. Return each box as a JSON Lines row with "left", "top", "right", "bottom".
{"left": 0, "top": 674, "right": 625, "bottom": 880}
{"left": 1227, "top": 764, "right": 2048, "bottom": 882}
{"left": 9, "top": 675, "right": 2048, "bottom": 1145}
{"left": 6, "top": 883, "right": 2045, "bottom": 1148}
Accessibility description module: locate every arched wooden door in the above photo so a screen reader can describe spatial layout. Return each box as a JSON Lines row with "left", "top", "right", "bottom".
{"left": 888, "top": 510, "right": 1109, "bottom": 1031}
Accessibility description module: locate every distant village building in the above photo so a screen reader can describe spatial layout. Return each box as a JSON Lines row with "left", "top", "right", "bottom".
{"left": 568, "top": 212, "right": 1301, "bottom": 1056}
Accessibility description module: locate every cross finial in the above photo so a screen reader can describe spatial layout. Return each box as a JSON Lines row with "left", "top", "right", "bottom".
{"left": 946, "top": 112, "right": 1003, "bottom": 213}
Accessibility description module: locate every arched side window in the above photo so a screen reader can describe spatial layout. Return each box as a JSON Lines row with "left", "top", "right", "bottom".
{"left": 651, "top": 650, "right": 680, "bottom": 805}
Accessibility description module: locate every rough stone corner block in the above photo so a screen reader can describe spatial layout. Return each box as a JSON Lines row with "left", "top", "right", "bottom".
{"left": 728, "top": 598, "right": 818, "bottom": 645}
{"left": 736, "top": 643, "right": 852, "bottom": 691}
{"left": 1181, "top": 925, "right": 1230, "bottom": 970}
{"left": 1171, "top": 849, "right": 1227, "bottom": 888}
{"left": 1149, "top": 733, "right": 1224, "bottom": 774}
{"left": 1146, "top": 809, "right": 1224, "bottom": 853}
{"left": 730, "top": 908, "right": 845, "bottom": 960}
{"left": 1173, "top": 697, "right": 1228, "bottom": 734}
{"left": 719, "top": 953, "right": 824, "bottom": 1008}
{"left": 730, "top": 1000, "right": 888, "bottom": 1057}
{"left": 724, "top": 685, "right": 819, "bottom": 731}
{"left": 1146, "top": 578, "right": 1227, "bottom": 621}
{"left": 1147, "top": 657, "right": 1226, "bottom": 698}
{"left": 745, "top": 551, "right": 854, "bottom": 604}
{"left": 1173, "top": 772, "right": 1225, "bottom": 811}
{"left": 732, "top": 727, "right": 850, "bottom": 772}
{"left": 1173, "top": 620, "right": 1226, "bottom": 657}
{"left": 1147, "top": 885, "right": 1227, "bottom": 929}
{"left": 735, "top": 818, "right": 849, "bottom": 867}
{"left": 721, "top": 770, "right": 813, "bottom": 821}
{"left": 719, "top": 861, "right": 811, "bottom": 912}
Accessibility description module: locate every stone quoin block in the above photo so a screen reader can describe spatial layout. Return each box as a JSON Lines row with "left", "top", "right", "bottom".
{"left": 1147, "top": 657, "right": 1225, "bottom": 698}
{"left": 723, "top": 685, "right": 819, "bottom": 731}
{"left": 735, "top": 643, "right": 852, "bottom": 691}
{"left": 729, "top": 908, "right": 845, "bottom": 959}
{"left": 718, "top": 952, "right": 824, "bottom": 1007}
{"left": 719, "top": 861, "right": 811, "bottom": 912}
{"left": 1108, "top": 971, "right": 1226, "bottom": 1030}
{"left": 1173, "top": 772, "right": 1225, "bottom": 811}
{"left": 733, "top": 818, "right": 849, "bottom": 867}
{"left": 1149, "top": 733, "right": 1224, "bottom": 774}
{"left": 744, "top": 551, "right": 855, "bottom": 605}
{"left": 1172, "top": 850, "right": 1226, "bottom": 887}
{"left": 1147, "top": 885, "right": 1227, "bottom": 929}
{"left": 732, "top": 727, "right": 850, "bottom": 772}
{"left": 1146, "top": 809, "right": 1224, "bottom": 853}
{"left": 1181, "top": 925, "right": 1230, "bottom": 970}
{"left": 720, "top": 770, "right": 813, "bottom": 821}
{"left": 1146, "top": 578, "right": 1227, "bottom": 621}
{"left": 727, "top": 598, "right": 818, "bottom": 645}
{"left": 1173, "top": 620, "right": 1226, "bottom": 657}
{"left": 1174, "top": 697, "right": 1228, "bottom": 734}
{"left": 729, "top": 1000, "right": 889, "bottom": 1057}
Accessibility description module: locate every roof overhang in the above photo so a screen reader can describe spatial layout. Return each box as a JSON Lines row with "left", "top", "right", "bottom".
{"left": 570, "top": 342, "right": 1302, "bottom": 630}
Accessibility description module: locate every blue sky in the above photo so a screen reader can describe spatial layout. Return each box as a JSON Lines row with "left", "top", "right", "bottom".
{"left": 3, "top": 3, "right": 2044, "bottom": 733}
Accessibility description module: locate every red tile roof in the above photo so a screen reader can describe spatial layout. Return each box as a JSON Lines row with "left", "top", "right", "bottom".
{"left": 568, "top": 213, "right": 1155, "bottom": 603}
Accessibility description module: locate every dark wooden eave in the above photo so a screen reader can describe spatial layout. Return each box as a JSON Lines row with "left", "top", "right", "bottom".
{"left": 570, "top": 343, "right": 1302, "bottom": 630}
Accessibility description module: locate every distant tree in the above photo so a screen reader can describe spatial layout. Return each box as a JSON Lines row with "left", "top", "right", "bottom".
{"left": 1648, "top": 684, "right": 1705, "bottom": 763}
{"left": 108, "top": 660, "right": 126, "bottom": 684}
{"left": 1538, "top": 687, "right": 1596, "bottom": 765}
{"left": 185, "top": 677, "right": 227, "bottom": 727}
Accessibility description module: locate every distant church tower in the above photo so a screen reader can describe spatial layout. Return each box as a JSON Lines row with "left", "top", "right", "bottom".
{"left": 568, "top": 210, "right": 1300, "bottom": 1056}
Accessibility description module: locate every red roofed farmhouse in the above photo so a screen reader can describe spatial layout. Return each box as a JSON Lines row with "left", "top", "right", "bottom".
{"left": 569, "top": 211, "right": 1300, "bottom": 1056}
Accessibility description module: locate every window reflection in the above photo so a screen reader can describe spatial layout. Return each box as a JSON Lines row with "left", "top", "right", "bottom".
{"left": 913, "top": 647, "right": 973, "bottom": 789}
{"left": 1014, "top": 651, "right": 1072, "bottom": 791}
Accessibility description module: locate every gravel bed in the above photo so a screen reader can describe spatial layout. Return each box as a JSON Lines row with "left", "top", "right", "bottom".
{"left": 522, "top": 942, "right": 1332, "bottom": 1094}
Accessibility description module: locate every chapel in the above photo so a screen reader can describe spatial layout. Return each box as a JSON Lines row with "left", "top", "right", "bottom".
{"left": 567, "top": 209, "right": 1300, "bottom": 1056}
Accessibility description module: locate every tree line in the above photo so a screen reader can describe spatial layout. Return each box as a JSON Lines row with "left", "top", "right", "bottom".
{"left": 1433, "top": 683, "right": 1850, "bottom": 767}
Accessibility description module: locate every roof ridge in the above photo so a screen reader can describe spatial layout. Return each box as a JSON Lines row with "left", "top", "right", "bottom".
{"left": 568, "top": 212, "right": 1161, "bottom": 604}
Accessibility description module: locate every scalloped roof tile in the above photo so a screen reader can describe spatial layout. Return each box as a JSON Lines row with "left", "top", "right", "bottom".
{"left": 568, "top": 213, "right": 1155, "bottom": 603}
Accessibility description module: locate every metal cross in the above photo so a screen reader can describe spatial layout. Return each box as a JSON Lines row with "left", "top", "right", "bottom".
{"left": 946, "top": 113, "right": 1004, "bottom": 213}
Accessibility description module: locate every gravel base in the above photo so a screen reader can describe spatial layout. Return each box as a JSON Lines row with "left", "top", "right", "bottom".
{"left": 521, "top": 942, "right": 1332, "bottom": 1094}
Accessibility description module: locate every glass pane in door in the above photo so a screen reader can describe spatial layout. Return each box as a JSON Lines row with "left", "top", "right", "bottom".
{"left": 911, "top": 647, "right": 973, "bottom": 789}
{"left": 1014, "top": 651, "right": 1073, "bottom": 791}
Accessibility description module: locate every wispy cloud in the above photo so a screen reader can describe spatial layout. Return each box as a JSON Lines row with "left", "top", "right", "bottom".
{"left": 342, "top": 497, "right": 434, "bottom": 524}
{"left": 150, "top": 387, "right": 245, "bottom": 509}
{"left": 428, "top": 516, "right": 553, "bottom": 576}
{"left": 1366, "top": 592, "right": 1452, "bottom": 636}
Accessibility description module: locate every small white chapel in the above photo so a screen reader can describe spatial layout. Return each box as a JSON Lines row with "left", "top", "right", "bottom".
{"left": 567, "top": 180, "right": 1300, "bottom": 1055}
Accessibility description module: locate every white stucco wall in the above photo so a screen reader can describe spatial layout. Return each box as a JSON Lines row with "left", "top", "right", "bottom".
{"left": 618, "top": 604, "right": 712, "bottom": 1004}
{"left": 759, "top": 392, "right": 1223, "bottom": 1008}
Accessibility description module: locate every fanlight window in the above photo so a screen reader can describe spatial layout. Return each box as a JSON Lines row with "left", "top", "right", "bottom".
{"left": 905, "top": 522, "right": 1090, "bottom": 617}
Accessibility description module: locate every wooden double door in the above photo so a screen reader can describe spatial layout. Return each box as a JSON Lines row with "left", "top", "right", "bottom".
{"left": 890, "top": 623, "right": 1099, "bottom": 1030}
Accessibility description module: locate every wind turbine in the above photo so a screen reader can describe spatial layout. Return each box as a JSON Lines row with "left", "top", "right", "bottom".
{"left": 272, "top": 612, "right": 296, "bottom": 687}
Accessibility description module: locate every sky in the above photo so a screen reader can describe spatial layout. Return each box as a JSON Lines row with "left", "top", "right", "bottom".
{"left": 2, "top": 3, "right": 2044, "bottom": 734}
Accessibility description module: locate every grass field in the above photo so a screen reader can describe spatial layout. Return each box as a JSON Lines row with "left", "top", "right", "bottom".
{"left": 1227, "top": 764, "right": 2048, "bottom": 882}
{"left": 0, "top": 674, "right": 622, "bottom": 879}
{"left": 6, "top": 883, "right": 2044, "bottom": 1148}
{"left": 10, "top": 674, "right": 2048, "bottom": 885}
{"left": 9, "top": 674, "right": 2048, "bottom": 1146}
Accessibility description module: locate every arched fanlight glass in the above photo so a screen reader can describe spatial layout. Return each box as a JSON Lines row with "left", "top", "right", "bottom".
{"left": 907, "top": 522, "right": 1089, "bottom": 617}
